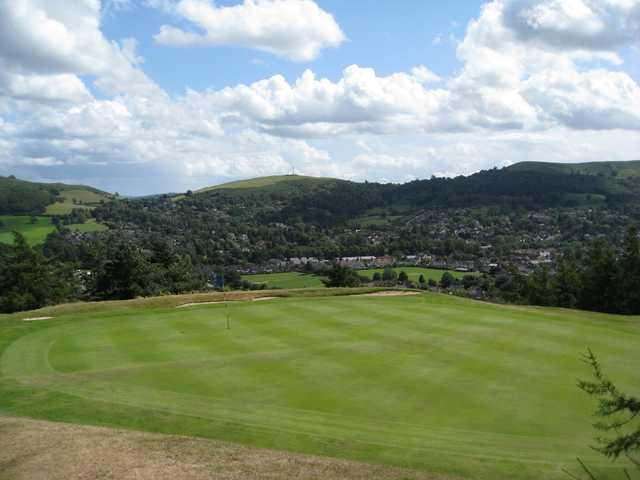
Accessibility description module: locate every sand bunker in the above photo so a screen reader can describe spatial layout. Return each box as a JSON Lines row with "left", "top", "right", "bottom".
{"left": 22, "top": 316, "right": 54, "bottom": 321}
{"left": 358, "top": 291, "right": 421, "bottom": 297}
{"left": 177, "top": 297, "right": 281, "bottom": 308}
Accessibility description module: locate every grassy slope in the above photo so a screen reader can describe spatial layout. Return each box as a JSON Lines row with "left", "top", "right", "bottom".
{"left": 1, "top": 291, "right": 638, "bottom": 480}
{"left": 193, "top": 175, "right": 346, "bottom": 196}
{"left": 0, "top": 175, "right": 112, "bottom": 216}
{"left": 45, "top": 188, "right": 112, "bottom": 215}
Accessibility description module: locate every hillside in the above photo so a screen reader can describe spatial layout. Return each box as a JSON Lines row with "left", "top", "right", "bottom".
{"left": 196, "top": 174, "right": 344, "bottom": 193}
{"left": 507, "top": 160, "right": 640, "bottom": 177}
{"left": 86, "top": 159, "right": 640, "bottom": 268}
{"left": 0, "top": 176, "right": 113, "bottom": 216}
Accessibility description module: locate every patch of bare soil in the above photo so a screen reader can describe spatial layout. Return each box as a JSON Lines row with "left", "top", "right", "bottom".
{"left": 0, "top": 416, "right": 454, "bottom": 480}
{"left": 252, "top": 297, "right": 279, "bottom": 301}
{"left": 358, "top": 291, "right": 421, "bottom": 297}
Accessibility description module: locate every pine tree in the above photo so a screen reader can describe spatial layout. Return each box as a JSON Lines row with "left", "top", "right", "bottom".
{"left": 579, "top": 240, "right": 620, "bottom": 313}
{"left": 552, "top": 252, "right": 581, "bottom": 309}
{"left": 620, "top": 225, "right": 640, "bottom": 314}
{"left": 0, "top": 232, "right": 69, "bottom": 313}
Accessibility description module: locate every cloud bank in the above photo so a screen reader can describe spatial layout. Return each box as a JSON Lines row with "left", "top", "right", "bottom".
{"left": 0, "top": 0, "right": 639, "bottom": 194}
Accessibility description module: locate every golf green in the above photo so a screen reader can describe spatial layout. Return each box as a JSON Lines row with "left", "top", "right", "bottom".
{"left": 1, "top": 293, "right": 638, "bottom": 479}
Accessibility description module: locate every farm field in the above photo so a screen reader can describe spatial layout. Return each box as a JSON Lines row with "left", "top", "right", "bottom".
{"left": 45, "top": 189, "right": 111, "bottom": 215}
{"left": 357, "top": 267, "right": 478, "bottom": 282}
{"left": 1, "top": 291, "right": 638, "bottom": 479}
{"left": 0, "top": 215, "right": 107, "bottom": 244}
{"left": 242, "top": 272, "right": 326, "bottom": 289}
{"left": 0, "top": 215, "right": 57, "bottom": 245}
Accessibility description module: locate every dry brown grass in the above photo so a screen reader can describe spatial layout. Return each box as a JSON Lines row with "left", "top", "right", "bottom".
{"left": 1, "top": 287, "right": 416, "bottom": 321}
{"left": 0, "top": 416, "right": 455, "bottom": 480}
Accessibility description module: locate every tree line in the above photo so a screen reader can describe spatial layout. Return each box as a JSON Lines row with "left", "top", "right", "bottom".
{"left": 493, "top": 225, "right": 640, "bottom": 315}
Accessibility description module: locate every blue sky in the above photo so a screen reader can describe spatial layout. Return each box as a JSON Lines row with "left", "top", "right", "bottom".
{"left": 101, "top": 1, "right": 477, "bottom": 94}
{"left": 0, "top": 0, "right": 639, "bottom": 195}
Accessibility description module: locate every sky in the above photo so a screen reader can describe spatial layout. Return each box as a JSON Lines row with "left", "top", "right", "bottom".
{"left": 0, "top": 0, "right": 639, "bottom": 195}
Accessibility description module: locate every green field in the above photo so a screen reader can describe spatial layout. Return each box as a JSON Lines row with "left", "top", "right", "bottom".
{"left": 67, "top": 218, "right": 108, "bottom": 233}
{"left": 242, "top": 272, "right": 326, "bottom": 289}
{"left": 1, "top": 291, "right": 638, "bottom": 479}
{"left": 0, "top": 215, "right": 108, "bottom": 244}
{"left": 242, "top": 268, "right": 474, "bottom": 289}
{"left": 358, "top": 267, "right": 477, "bottom": 282}
{"left": 45, "top": 188, "right": 111, "bottom": 215}
{"left": 0, "top": 215, "right": 57, "bottom": 244}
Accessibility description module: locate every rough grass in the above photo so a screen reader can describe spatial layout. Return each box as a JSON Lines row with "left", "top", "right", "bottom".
{"left": 0, "top": 416, "right": 453, "bottom": 480}
{"left": 1, "top": 290, "right": 638, "bottom": 479}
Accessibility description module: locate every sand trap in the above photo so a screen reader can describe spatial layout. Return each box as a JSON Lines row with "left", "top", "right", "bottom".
{"left": 22, "top": 316, "right": 54, "bottom": 321}
{"left": 358, "top": 291, "right": 421, "bottom": 297}
{"left": 176, "top": 301, "right": 227, "bottom": 308}
{"left": 177, "top": 297, "right": 281, "bottom": 308}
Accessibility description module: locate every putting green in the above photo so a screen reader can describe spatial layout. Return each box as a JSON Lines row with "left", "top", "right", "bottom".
{"left": 1, "top": 293, "right": 639, "bottom": 479}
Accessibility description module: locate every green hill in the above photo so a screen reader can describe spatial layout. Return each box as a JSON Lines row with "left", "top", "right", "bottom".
{"left": 199, "top": 174, "right": 315, "bottom": 191}
{"left": 0, "top": 176, "right": 113, "bottom": 216}
{"left": 193, "top": 174, "right": 347, "bottom": 196}
{"left": 507, "top": 160, "right": 640, "bottom": 178}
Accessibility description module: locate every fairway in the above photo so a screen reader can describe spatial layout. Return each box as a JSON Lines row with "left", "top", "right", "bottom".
{"left": 1, "top": 293, "right": 639, "bottom": 479}
{"left": 242, "top": 272, "right": 325, "bottom": 289}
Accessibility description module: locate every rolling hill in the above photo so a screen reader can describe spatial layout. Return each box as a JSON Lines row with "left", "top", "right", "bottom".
{"left": 506, "top": 160, "right": 640, "bottom": 177}
{"left": 0, "top": 176, "right": 113, "bottom": 216}
{"left": 196, "top": 174, "right": 342, "bottom": 192}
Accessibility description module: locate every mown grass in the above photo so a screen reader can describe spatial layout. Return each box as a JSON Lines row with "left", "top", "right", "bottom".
{"left": 1, "top": 290, "right": 638, "bottom": 479}
{"left": 242, "top": 269, "right": 475, "bottom": 289}
{"left": 242, "top": 272, "right": 326, "bottom": 289}
{"left": 357, "top": 267, "right": 478, "bottom": 282}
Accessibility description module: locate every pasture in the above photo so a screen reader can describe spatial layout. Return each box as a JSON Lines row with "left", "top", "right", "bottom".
{"left": 1, "top": 291, "right": 638, "bottom": 479}
{"left": 0, "top": 215, "right": 108, "bottom": 244}
{"left": 0, "top": 215, "right": 56, "bottom": 245}
{"left": 45, "top": 188, "right": 110, "bottom": 215}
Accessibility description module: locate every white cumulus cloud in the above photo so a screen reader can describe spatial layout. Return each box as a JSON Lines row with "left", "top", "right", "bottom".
{"left": 154, "top": 0, "right": 346, "bottom": 61}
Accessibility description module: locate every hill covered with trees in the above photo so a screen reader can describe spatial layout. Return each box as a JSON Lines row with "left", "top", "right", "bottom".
{"left": 0, "top": 176, "right": 113, "bottom": 216}
{"left": 3, "top": 160, "right": 640, "bottom": 314}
